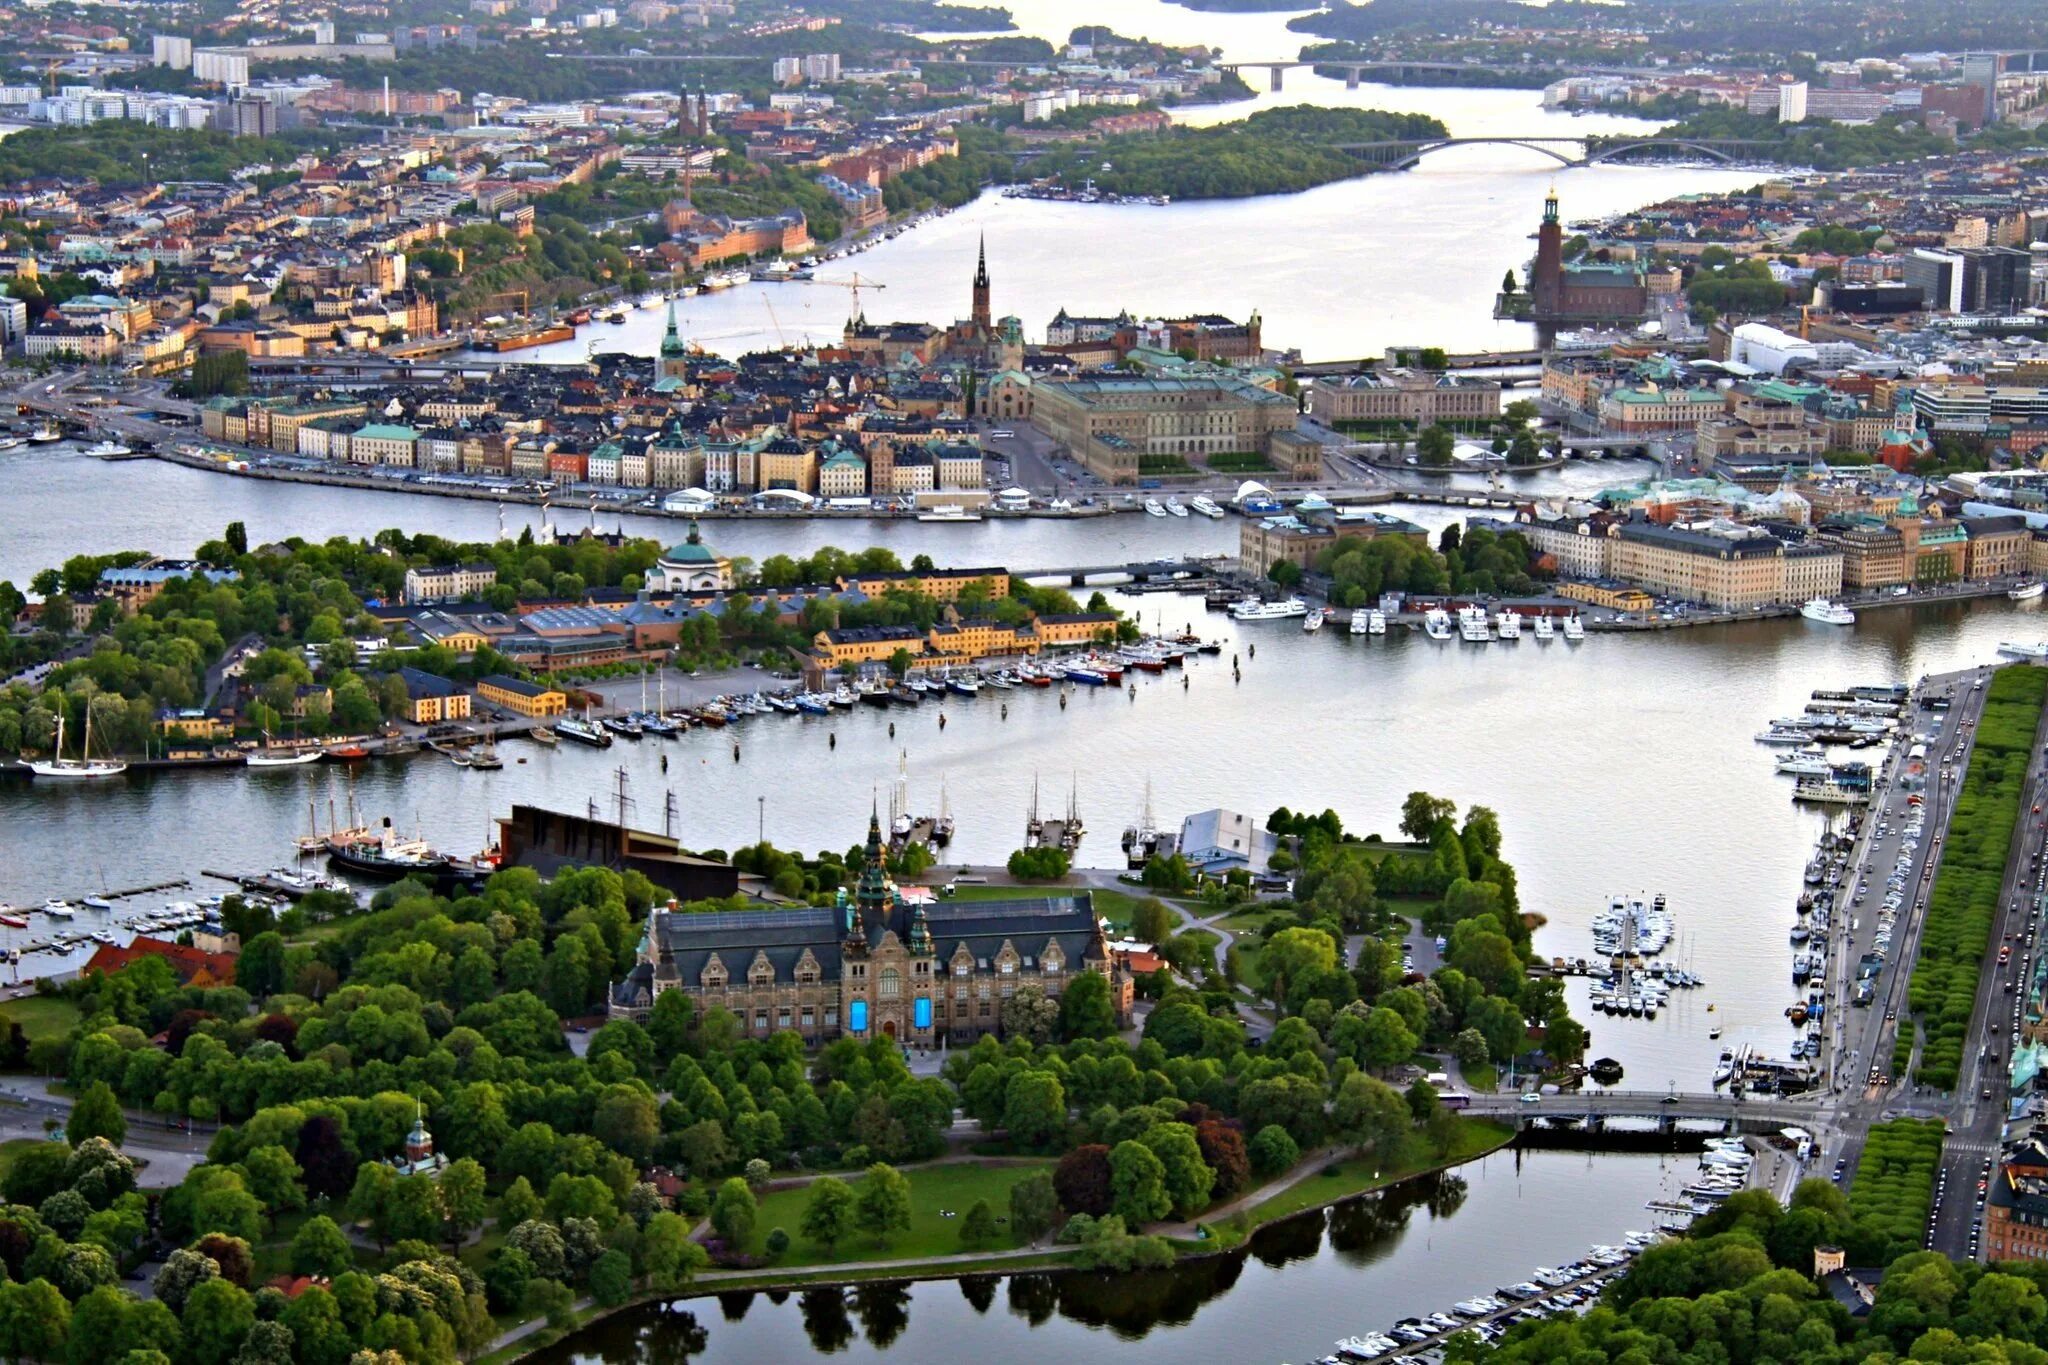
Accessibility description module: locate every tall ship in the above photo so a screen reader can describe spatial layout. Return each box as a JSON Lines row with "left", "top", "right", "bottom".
{"left": 21, "top": 712, "right": 126, "bottom": 780}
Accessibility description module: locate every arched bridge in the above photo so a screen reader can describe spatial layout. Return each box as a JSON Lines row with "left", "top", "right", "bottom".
{"left": 1329, "top": 136, "right": 1770, "bottom": 170}
{"left": 1458, "top": 1089, "right": 1823, "bottom": 1132}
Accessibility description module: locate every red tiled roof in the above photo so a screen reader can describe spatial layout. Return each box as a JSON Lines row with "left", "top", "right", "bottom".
{"left": 86, "top": 936, "right": 238, "bottom": 987}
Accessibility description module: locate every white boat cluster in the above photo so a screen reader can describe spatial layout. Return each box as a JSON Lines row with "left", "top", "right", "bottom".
{"left": 1317, "top": 1233, "right": 1659, "bottom": 1362}
{"left": 1591, "top": 894, "right": 1674, "bottom": 958}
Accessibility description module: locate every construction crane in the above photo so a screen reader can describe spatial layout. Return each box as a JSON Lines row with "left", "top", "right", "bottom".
{"left": 800, "top": 272, "right": 886, "bottom": 320}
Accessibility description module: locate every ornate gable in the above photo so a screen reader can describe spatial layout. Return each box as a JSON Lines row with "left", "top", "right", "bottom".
{"left": 748, "top": 950, "right": 775, "bottom": 986}
{"left": 700, "top": 952, "right": 727, "bottom": 988}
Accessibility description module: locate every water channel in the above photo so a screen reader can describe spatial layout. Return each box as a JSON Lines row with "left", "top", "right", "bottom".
{"left": 525, "top": 1149, "right": 1684, "bottom": 1365}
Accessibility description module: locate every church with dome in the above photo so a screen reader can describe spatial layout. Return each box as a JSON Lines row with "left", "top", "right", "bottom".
{"left": 608, "top": 807, "right": 1126, "bottom": 1046}
{"left": 650, "top": 519, "right": 732, "bottom": 593}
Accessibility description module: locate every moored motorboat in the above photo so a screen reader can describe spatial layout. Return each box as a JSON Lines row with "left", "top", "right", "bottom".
{"left": 2012, "top": 581, "right": 2045, "bottom": 601}
{"left": 1800, "top": 598, "right": 1855, "bottom": 626}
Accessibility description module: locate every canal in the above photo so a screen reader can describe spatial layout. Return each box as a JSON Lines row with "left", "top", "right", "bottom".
{"left": 524, "top": 1148, "right": 1685, "bottom": 1365}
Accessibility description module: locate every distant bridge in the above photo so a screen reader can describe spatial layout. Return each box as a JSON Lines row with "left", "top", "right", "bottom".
{"left": 1329, "top": 136, "right": 1772, "bottom": 170}
{"left": 1220, "top": 57, "right": 1665, "bottom": 92}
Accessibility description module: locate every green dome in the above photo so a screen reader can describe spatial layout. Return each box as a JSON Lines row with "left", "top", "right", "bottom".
{"left": 662, "top": 518, "right": 717, "bottom": 563}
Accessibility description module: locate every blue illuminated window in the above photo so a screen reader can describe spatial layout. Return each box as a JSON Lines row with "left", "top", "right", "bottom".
{"left": 849, "top": 1000, "right": 868, "bottom": 1033}
{"left": 914, "top": 997, "right": 932, "bottom": 1030}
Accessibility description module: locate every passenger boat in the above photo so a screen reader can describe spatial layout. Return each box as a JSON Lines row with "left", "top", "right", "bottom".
{"left": 1562, "top": 615, "right": 1585, "bottom": 641}
{"left": 1367, "top": 609, "right": 1387, "bottom": 635}
{"left": 1800, "top": 598, "right": 1855, "bottom": 626}
{"left": 1458, "top": 606, "right": 1492, "bottom": 642}
{"left": 555, "top": 715, "right": 613, "bottom": 747}
{"left": 21, "top": 712, "right": 126, "bottom": 779}
{"left": 1143, "top": 498, "right": 1167, "bottom": 517}
{"left": 85, "top": 438, "right": 132, "bottom": 457}
{"left": 1230, "top": 597, "right": 1308, "bottom": 621}
{"left": 1065, "top": 666, "right": 1108, "bottom": 686}
{"left": 2012, "top": 581, "right": 2045, "bottom": 601}
{"left": 1776, "top": 753, "right": 1830, "bottom": 776}
{"left": 1997, "top": 641, "right": 2048, "bottom": 660}
{"left": 1164, "top": 497, "right": 1189, "bottom": 518}
{"left": 1189, "top": 496, "right": 1224, "bottom": 519}
{"left": 1495, "top": 610, "right": 1523, "bottom": 640}
{"left": 26, "top": 423, "right": 61, "bottom": 443}
{"left": 326, "top": 822, "right": 451, "bottom": 880}
{"left": 1350, "top": 609, "right": 1371, "bottom": 635}
{"left": 1532, "top": 614, "right": 1555, "bottom": 640}
{"left": 1423, "top": 608, "right": 1454, "bottom": 640}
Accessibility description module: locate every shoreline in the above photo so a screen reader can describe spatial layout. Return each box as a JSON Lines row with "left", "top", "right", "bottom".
{"left": 477, "top": 1121, "right": 1517, "bottom": 1365}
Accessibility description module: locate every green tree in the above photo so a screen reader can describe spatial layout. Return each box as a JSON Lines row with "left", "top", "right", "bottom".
{"left": 639, "top": 1211, "right": 708, "bottom": 1291}
{"left": 588, "top": 1248, "right": 632, "bottom": 1306}
{"left": 1400, "top": 792, "right": 1456, "bottom": 841}
{"left": 1008, "top": 1171, "right": 1059, "bottom": 1243}
{"left": 288, "top": 1215, "right": 352, "bottom": 1279}
{"left": 960, "top": 1199, "right": 998, "bottom": 1246}
{"left": 0, "top": 1278, "right": 70, "bottom": 1363}
{"left": 1249, "top": 1125, "right": 1299, "bottom": 1177}
{"left": 853, "top": 1163, "right": 913, "bottom": 1248}
{"left": 179, "top": 1278, "right": 254, "bottom": 1365}
{"left": 1108, "top": 1140, "right": 1171, "bottom": 1226}
{"left": 1139, "top": 1123, "right": 1215, "bottom": 1219}
{"left": 69, "top": 1082, "right": 125, "bottom": 1147}
{"left": 1416, "top": 424, "right": 1456, "bottom": 467}
{"left": 710, "top": 1177, "right": 757, "bottom": 1248}
{"left": 1058, "top": 971, "right": 1116, "bottom": 1040}
{"left": 799, "top": 1177, "right": 856, "bottom": 1252}
{"left": 1001, "top": 1071, "right": 1067, "bottom": 1148}
{"left": 437, "top": 1158, "right": 488, "bottom": 1251}
{"left": 1332, "top": 1072, "right": 1410, "bottom": 1162}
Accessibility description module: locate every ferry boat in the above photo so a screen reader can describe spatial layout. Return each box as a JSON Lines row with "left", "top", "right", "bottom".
{"left": 1164, "top": 498, "right": 1189, "bottom": 518}
{"left": 1422, "top": 608, "right": 1454, "bottom": 640}
{"left": 1350, "top": 609, "right": 1371, "bottom": 635}
{"left": 1143, "top": 498, "right": 1167, "bottom": 517}
{"left": 326, "top": 821, "right": 451, "bottom": 881}
{"left": 1458, "top": 606, "right": 1492, "bottom": 642}
{"left": 1230, "top": 596, "right": 1308, "bottom": 621}
{"left": 1800, "top": 598, "right": 1855, "bottom": 626}
{"left": 1776, "top": 753, "right": 1831, "bottom": 776}
{"left": 1562, "top": 614, "right": 1585, "bottom": 641}
{"left": 915, "top": 506, "right": 981, "bottom": 523}
{"left": 85, "top": 438, "right": 133, "bottom": 457}
{"left": 1368, "top": 609, "right": 1387, "bottom": 635}
{"left": 555, "top": 715, "right": 614, "bottom": 747}
{"left": 1998, "top": 641, "right": 2048, "bottom": 660}
{"left": 1303, "top": 608, "right": 1325, "bottom": 634}
{"left": 2013, "top": 581, "right": 2046, "bottom": 601}
{"left": 22, "top": 712, "right": 126, "bottom": 779}
{"left": 26, "top": 423, "right": 62, "bottom": 443}
{"left": 1532, "top": 614, "right": 1555, "bottom": 640}
{"left": 1495, "top": 610, "right": 1523, "bottom": 640}
{"left": 1189, "top": 496, "right": 1225, "bottom": 519}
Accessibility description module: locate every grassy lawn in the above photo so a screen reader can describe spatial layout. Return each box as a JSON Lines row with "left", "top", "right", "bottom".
{"left": 1236, "top": 1119, "right": 1513, "bottom": 1230}
{"left": 1217, "top": 907, "right": 1280, "bottom": 935}
{"left": 0, "top": 997, "right": 79, "bottom": 1040}
{"left": 745, "top": 1161, "right": 1052, "bottom": 1267}
{"left": 1089, "top": 888, "right": 1151, "bottom": 934}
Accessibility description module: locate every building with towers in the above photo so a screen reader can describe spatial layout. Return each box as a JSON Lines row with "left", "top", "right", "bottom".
{"left": 843, "top": 234, "right": 1023, "bottom": 372}
{"left": 659, "top": 299, "right": 689, "bottom": 380}
{"left": 607, "top": 806, "right": 1124, "bottom": 1045}
{"left": 1527, "top": 187, "right": 1647, "bottom": 323}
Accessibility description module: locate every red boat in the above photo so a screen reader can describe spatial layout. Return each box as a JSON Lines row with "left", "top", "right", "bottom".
{"left": 1129, "top": 656, "right": 1166, "bottom": 674}
{"left": 0, "top": 915, "right": 25, "bottom": 929}
{"left": 323, "top": 745, "right": 369, "bottom": 761}
{"left": 1095, "top": 662, "right": 1124, "bottom": 683}
{"left": 1020, "top": 670, "right": 1053, "bottom": 688}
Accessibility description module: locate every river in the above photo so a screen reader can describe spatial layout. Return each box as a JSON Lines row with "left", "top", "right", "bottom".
{"left": 525, "top": 1149, "right": 1685, "bottom": 1365}
{"left": 478, "top": 0, "right": 1762, "bottom": 365}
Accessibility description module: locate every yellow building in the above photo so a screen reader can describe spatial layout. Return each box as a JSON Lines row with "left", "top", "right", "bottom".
{"left": 838, "top": 567, "right": 1012, "bottom": 602}
{"left": 477, "top": 674, "right": 568, "bottom": 717}
{"left": 398, "top": 668, "right": 472, "bottom": 724}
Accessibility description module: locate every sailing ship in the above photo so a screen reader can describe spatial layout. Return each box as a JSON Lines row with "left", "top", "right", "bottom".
{"left": 21, "top": 711, "right": 127, "bottom": 779}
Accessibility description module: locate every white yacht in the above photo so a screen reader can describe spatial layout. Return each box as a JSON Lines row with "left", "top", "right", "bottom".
{"left": 1776, "top": 753, "right": 1831, "bottom": 777}
{"left": 1302, "top": 608, "right": 1325, "bottom": 634}
{"left": 2012, "top": 581, "right": 2045, "bottom": 601}
{"left": 1189, "top": 496, "right": 1225, "bottom": 519}
{"left": 1423, "top": 608, "right": 1454, "bottom": 640}
{"left": 1562, "top": 615, "right": 1585, "bottom": 641}
{"left": 1143, "top": 498, "right": 1167, "bottom": 517}
{"left": 1367, "top": 609, "right": 1387, "bottom": 635}
{"left": 1350, "top": 608, "right": 1371, "bottom": 635}
{"left": 1801, "top": 598, "right": 1855, "bottom": 626}
{"left": 85, "top": 438, "right": 132, "bottom": 457}
{"left": 1532, "top": 613, "right": 1555, "bottom": 640}
{"left": 1230, "top": 597, "right": 1309, "bottom": 621}
{"left": 1495, "top": 609, "right": 1523, "bottom": 640}
{"left": 1163, "top": 497, "right": 1189, "bottom": 518}
{"left": 1458, "top": 606, "right": 1492, "bottom": 642}
{"left": 1998, "top": 641, "right": 2048, "bottom": 660}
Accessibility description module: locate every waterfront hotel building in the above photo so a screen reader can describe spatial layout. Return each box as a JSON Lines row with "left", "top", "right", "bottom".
{"left": 609, "top": 810, "right": 1126, "bottom": 1045}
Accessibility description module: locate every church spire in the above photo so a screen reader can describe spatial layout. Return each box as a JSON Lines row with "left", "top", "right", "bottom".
{"left": 970, "top": 233, "right": 991, "bottom": 330}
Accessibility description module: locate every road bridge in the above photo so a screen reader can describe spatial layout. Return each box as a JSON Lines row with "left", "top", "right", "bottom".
{"left": 1015, "top": 557, "right": 1226, "bottom": 587}
{"left": 1328, "top": 135, "right": 1771, "bottom": 170}
{"left": 1220, "top": 57, "right": 1667, "bottom": 91}
{"left": 244, "top": 354, "right": 590, "bottom": 382}
{"left": 1459, "top": 1090, "right": 1825, "bottom": 1132}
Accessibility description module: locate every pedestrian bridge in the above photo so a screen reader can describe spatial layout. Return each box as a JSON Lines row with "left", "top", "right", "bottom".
{"left": 1329, "top": 136, "right": 1770, "bottom": 170}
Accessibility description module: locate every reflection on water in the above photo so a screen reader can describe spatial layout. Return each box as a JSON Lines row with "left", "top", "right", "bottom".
{"left": 528, "top": 1152, "right": 1675, "bottom": 1364}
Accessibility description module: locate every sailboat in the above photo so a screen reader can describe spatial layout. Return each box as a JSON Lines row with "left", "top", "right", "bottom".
{"left": 934, "top": 777, "right": 954, "bottom": 847}
{"left": 22, "top": 710, "right": 126, "bottom": 779}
